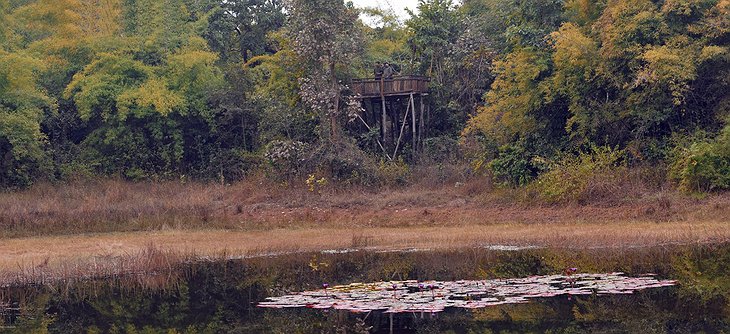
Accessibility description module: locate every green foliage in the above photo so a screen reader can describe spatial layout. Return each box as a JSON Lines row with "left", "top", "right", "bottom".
{"left": 466, "top": 0, "right": 729, "bottom": 194}
{"left": 489, "top": 143, "right": 541, "bottom": 187}
{"left": 499, "top": 0, "right": 566, "bottom": 48}
{"left": 245, "top": 37, "right": 315, "bottom": 144}
{"left": 0, "top": 0, "right": 728, "bottom": 191}
{"left": 669, "top": 125, "right": 730, "bottom": 192}
{"left": 56, "top": 1, "right": 225, "bottom": 180}
{"left": 531, "top": 146, "right": 626, "bottom": 203}
{"left": 0, "top": 51, "right": 52, "bottom": 187}
{"left": 406, "top": 0, "right": 461, "bottom": 75}
{"left": 406, "top": 0, "right": 477, "bottom": 137}
{"left": 360, "top": 7, "right": 410, "bottom": 72}
{"left": 376, "top": 157, "right": 411, "bottom": 187}
{"left": 465, "top": 48, "right": 550, "bottom": 144}
{"left": 206, "top": 0, "right": 285, "bottom": 63}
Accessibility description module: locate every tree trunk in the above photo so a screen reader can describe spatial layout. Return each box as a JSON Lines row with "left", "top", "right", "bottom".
{"left": 330, "top": 61, "right": 339, "bottom": 142}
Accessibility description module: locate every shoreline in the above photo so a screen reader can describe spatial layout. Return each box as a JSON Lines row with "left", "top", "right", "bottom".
{"left": 1, "top": 219, "right": 728, "bottom": 283}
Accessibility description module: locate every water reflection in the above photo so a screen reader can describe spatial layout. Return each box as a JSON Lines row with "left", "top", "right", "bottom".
{"left": 0, "top": 245, "right": 728, "bottom": 333}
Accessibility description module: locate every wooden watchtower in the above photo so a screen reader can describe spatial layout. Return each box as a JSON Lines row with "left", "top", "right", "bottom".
{"left": 351, "top": 75, "right": 430, "bottom": 159}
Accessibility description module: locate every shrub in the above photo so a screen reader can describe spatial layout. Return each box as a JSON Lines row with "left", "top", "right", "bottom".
{"left": 488, "top": 144, "right": 542, "bottom": 187}
{"left": 376, "top": 157, "right": 411, "bottom": 187}
{"left": 422, "top": 136, "right": 462, "bottom": 163}
{"left": 531, "top": 146, "right": 626, "bottom": 203}
{"left": 306, "top": 139, "right": 380, "bottom": 186}
{"left": 263, "top": 139, "right": 308, "bottom": 179}
{"left": 206, "top": 149, "right": 262, "bottom": 182}
{"left": 669, "top": 125, "right": 730, "bottom": 192}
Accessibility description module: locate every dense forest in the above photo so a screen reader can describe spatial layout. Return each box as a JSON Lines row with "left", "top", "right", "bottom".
{"left": 0, "top": 0, "right": 727, "bottom": 195}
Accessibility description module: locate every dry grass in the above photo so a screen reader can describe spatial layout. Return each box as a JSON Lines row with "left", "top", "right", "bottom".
{"left": 0, "top": 174, "right": 728, "bottom": 283}
{"left": 1, "top": 219, "right": 728, "bottom": 284}
{"left": 1, "top": 176, "right": 728, "bottom": 238}
{"left": 0, "top": 244, "right": 188, "bottom": 289}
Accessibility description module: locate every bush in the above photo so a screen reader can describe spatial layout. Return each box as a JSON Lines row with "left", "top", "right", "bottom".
{"left": 422, "top": 136, "right": 462, "bottom": 163}
{"left": 488, "top": 144, "right": 542, "bottom": 187}
{"left": 531, "top": 146, "right": 626, "bottom": 203}
{"left": 669, "top": 125, "right": 730, "bottom": 192}
{"left": 263, "top": 139, "right": 308, "bottom": 179}
{"left": 206, "top": 149, "right": 262, "bottom": 182}
{"left": 306, "top": 140, "right": 380, "bottom": 186}
{"left": 376, "top": 158, "right": 411, "bottom": 187}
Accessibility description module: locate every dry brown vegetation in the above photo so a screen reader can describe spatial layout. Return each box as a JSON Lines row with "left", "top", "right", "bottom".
{"left": 1, "top": 173, "right": 728, "bottom": 238}
{"left": 0, "top": 174, "right": 728, "bottom": 282}
{"left": 1, "top": 221, "right": 728, "bottom": 286}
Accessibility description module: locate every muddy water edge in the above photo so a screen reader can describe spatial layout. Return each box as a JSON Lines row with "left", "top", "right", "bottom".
{"left": 1, "top": 244, "right": 729, "bottom": 333}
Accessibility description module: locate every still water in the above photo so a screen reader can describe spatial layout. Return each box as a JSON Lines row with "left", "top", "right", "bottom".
{"left": 1, "top": 244, "right": 729, "bottom": 333}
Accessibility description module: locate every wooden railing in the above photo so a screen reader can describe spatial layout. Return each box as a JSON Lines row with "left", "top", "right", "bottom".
{"left": 351, "top": 75, "right": 430, "bottom": 98}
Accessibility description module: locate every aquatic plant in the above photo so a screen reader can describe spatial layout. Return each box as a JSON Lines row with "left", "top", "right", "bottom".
{"left": 259, "top": 273, "right": 676, "bottom": 314}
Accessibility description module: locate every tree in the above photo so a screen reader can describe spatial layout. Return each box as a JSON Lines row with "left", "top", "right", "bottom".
{"left": 284, "top": 0, "right": 363, "bottom": 142}
{"left": 207, "top": 0, "right": 285, "bottom": 63}
{"left": 75, "top": 0, "right": 123, "bottom": 37}
{"left": 359, "top": 7, "right": 410, "bottom": 75}
{"left": 0, "top": 51, "right": 52, "bottom": 187}
{"left": 60, "top": 0, "right": 225, "bottom": 179}
{"left": 406, "top": 0, "right": 461, "bottom": 78}
{"left": 465, "top": 48, "right": 550, "bottom": 144}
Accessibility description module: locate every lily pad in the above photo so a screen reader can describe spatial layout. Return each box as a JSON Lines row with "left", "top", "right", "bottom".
{"left": 258, "top": 273, "right": 676, "bottom": 314}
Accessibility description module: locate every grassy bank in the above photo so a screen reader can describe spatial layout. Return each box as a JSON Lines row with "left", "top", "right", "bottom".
{"left": 0, "top": 175, "right": 727, "bottom": 282}
{"left": 2, "top": 220, "right": 729, "bottom": 286}
{"left": 0, "top": 175, "right": 728, "bottom": 238}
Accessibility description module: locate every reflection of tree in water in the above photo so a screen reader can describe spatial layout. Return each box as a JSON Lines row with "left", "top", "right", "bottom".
{"left": 1, "top": 246, "right": 729, "bottom": 333}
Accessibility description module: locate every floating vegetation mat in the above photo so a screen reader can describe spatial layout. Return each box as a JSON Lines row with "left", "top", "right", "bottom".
{"left": 258, "top": 273, "right": 676, "bottom": 314}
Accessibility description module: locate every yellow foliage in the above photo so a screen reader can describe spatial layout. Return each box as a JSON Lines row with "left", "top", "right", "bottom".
{"left": 13, "top": 0, "right": 82, "bottom": 41}
{"left": 699, "top": 45, "right": 728, "bottom": 61}
{"left": 637, "top": 45, "right": 697, "bottom": 105}
{"left": 596, "top": 0, "right": 665, "bottom": 82}
{"left": 564, "top": 0, "right": 603, "bottom": 24}
{"left": 531, "top": 146, "right": 626, "bottom": 203}
{"left": 306, "top": 174, "right": 328, "bottom": 193}
{"left": 549, "top": 23, "right": 598, "bottom": 94}
{"left": 550, "top": 23, "right": 597, "bottom": 73}
{"left": 246, "top": 48, "right": 302, "bottom": 108}
{"left": 0, "top": 52, "right": 47, "bottom": 97}
{"left": 661, "top": 0, "right": 707, "bottom": 16}
{"left": 464, "top": 49, "right": 547, "bottom": 144}
{"left": 367, "top": 39, "right": 402, "bottom": 62}
{"left": 118, "top": 79, "right": 185, "bottom": 116}
{"left": 169, "top": 50, "right": 218, "bottom": 69}
{"left": 472, "top": 303, "right": 558, "bottom": 324}
{"left": 75, "top": 0, "right": 123, "bottom": 37}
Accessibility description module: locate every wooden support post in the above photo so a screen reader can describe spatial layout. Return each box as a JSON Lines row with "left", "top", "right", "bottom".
{"left": 391, "top": 100, "right": 397, "bottom": 145}
{"left": 410, "top": 93, "right": 416, "bottom": 156}
{"left": 353, "top": 108, "right": 391, "bottom": 161}
{"left": 393, "top": 94, "right": 412, "bottom": 158}
{"left": 419, "top": 95, "right": 425, "bottom": 152}
{"left": 380, "top": 77, "right": 387, "bottom": 145}
{"left": 381, "top": 98, "right": 387, "bottom": 144}
{"left": 426, "top": 104, "right": 431, "bottom": 139}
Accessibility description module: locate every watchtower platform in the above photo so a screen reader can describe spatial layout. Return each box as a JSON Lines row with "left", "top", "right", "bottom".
{"left": 349, "top": 76, "right": 430, "bottom": 160}
{"left": 351, "top": 76, "right": 430, "bottom": 98}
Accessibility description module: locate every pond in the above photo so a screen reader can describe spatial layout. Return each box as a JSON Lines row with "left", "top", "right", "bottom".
{"left": 1, "top": 244, "right": 729, "bottom": 333}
